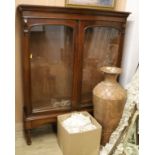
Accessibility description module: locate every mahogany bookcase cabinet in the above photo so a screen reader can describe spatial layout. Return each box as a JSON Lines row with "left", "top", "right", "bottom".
{"left": 18, "top": 5, "right": 130, "bottom": 145}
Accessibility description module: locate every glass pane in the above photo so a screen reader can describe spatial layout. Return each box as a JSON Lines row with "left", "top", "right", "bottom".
{"left": 81, "top": 27, "right": 120, "bottom": 104}
{"left": 29, "top": 25, "right": 73, "bottom": 112}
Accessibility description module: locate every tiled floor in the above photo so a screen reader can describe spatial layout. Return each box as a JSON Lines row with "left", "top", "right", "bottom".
{"left": 15, "top": 125, "right": 63, "bottom": 155}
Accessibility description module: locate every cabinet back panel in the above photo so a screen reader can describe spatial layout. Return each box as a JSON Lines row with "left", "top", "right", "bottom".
{"left": 29, "top": 25, "right": 74, "bottom": 112}
{"left": 81, "top": 27, "right": 120, "bottom": 104}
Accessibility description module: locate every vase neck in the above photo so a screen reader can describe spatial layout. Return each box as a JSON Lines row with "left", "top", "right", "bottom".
{"left": 100, "top": 67, "right": 122, "bottom": 83}
{"left": 104, "top": 73, "right": 118, "bottom": 83}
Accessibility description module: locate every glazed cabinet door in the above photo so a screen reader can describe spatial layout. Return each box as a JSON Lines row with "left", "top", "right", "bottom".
{"left": 25, "top": 20, "right": 77, "bottom": 114}
{"left": 79, "top": 21, "right": 124, "bottom": 107}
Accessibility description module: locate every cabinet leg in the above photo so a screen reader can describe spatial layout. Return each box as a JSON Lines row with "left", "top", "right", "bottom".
{"left": 25, "top": 129, "right": 32, "bottom": 145}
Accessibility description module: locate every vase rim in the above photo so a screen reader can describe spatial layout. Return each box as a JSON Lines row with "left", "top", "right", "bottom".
{"left": 100, "top": 66, "right": 122, "bottom": 74}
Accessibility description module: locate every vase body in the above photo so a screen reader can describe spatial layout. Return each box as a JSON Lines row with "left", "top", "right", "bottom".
{"left": 93, "top": 67, "right": 127, "bottom": 145}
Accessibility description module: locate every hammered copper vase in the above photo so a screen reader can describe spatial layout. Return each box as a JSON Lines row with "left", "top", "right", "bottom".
{"left": 93, "top": 66, "right": 127, "bottom": 145}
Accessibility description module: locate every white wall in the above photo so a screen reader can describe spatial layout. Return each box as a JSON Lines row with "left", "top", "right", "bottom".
{"left": 119, "top": 0, "right": 139, "bottom": 88}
